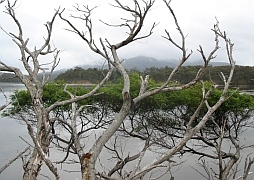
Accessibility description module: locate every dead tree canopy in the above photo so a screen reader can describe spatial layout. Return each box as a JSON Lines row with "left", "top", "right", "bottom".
{"left": 1, "top": 0, "right": 251, "bottom": 180}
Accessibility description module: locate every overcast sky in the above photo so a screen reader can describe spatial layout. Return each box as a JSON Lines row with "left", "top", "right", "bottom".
{"left": 0, "top": 0, "right": 254, "bottom": 72}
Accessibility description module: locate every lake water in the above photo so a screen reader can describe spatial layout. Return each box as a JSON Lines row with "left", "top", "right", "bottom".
{"left": 0, "top": 83, "right": 81, "bottom": 179}
{"left": 0, "top": 83, "right": 254, "bottom": 180}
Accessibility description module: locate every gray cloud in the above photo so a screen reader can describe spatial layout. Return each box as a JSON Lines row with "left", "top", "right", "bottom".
{"left": 0, "top": 0, "right": 253, "bottom": 73}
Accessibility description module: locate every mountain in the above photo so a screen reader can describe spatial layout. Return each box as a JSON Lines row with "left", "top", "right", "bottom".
{"left": 121, "top": 56, "right": 177, "bottom": 70}
{"left": 0, "top": 56, "right": 230, "bottom": 83}
{"left": 78, "top": 56, "right": 229, "bottom": 71}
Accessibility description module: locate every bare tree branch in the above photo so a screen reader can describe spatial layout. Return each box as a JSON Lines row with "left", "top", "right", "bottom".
{"left": 0, "top": 146, "right": 30, "bottom": 174}
{"left": 0, "top": 84, "right": 9, "bottom": 111}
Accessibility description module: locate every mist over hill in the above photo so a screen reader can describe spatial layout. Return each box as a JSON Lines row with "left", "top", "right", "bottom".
{"left": 78, "top": 56, "right": 229, "bottom": 70}
{"left": 0, "top": 56, "right": 231, "bottom": 83}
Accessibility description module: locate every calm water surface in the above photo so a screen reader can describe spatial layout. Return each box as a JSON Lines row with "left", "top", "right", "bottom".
{"left": 0, "top": 83, "right": 254, "bottom": 180}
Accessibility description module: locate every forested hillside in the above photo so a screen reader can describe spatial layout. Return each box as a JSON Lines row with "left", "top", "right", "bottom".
{"left": 54, "top": 67, "right": 121, "bottom": 83}
{"left": 0, "top": 73, "right": 21, "bottom": 83}
{"left": 2, "top": 65, "right": 253, "bottom": 86}
{"left": 55, "top": 65, "right": 254, "bottom": 86}
{"left": 0, "top": 69, "right": 64, "bottom": 83}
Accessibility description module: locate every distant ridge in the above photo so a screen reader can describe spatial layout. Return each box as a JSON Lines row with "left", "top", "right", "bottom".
{"left": 79, "top": 56, "right": 230, "bottom": 70}
{"left": 0, "top": 56, "right": 231, "bottom": 83}
{"left": 121, "top": 56, "right": 176, "bottom": 70}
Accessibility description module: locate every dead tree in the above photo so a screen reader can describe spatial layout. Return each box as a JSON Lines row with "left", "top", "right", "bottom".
{"left": 186, "top": 106, "right": 254, "bottom": 180}
{"left": 0, "top": 1, "right": 113, "bottom": 179}
{"left": 59, "top": 1, "right": 156, "bottom": 179}
{"left": 1, "top": 0, "right": 238, "bottom": 179}
{"left": 59, "top": 1, "right": 235, "bottom": 179}
{"left": 0, "top": 1, "right": 61, "bottom": 179}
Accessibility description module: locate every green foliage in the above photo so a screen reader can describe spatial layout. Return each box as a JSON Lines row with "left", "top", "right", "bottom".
{"left": 3, "top": 73, "right": 254, "bottom": 132}
{"left": 42, "top": 81, "right": 68, "bottom": 105}
{"left": 97, "top": 73, "right": 142, "bottom": 111}
{"left": 96, "top": 77, "right": 254, "bottom": 130}
{"left": 2, "top": 89, "right": 32, "bottom": 116}
{"left": 2, "top": 81, "right": 94, "bottom": 116}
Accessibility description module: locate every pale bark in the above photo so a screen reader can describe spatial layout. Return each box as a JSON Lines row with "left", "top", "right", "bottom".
{"left": 242, "top": 156, "right": 254, "bottom": 180}
{"left": 0, "top": 147, "right": 30, "bottom": 174}
{"left": 127, "top": 23, "right": 235, "bottom": 179}
{"left": 1, "top": 1, "right": 61, "bottom": 179}
{"left": 0, "top": 83, "right": 9, "bottom": 111}
{"left": 58, "top": 1, "right": 238, "bottom": 179}
{"left": 83, "top": 46, "right": 132, "bottom": 180}
{"left": 1, "top": 0, "right": 239, "bottom": 179}
{"left": 60, "top": 1, "right": 156, "bottom": 179}
{"left": 1, "top": 1, "right": 114, "bottom": 179}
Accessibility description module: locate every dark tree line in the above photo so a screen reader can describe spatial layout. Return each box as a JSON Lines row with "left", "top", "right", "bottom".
{"left": 55, "top": 65, "right": 254, "bottom": 87}
{"left": 54, "top": 67, "right": 121, "bottom": 84}
{"left": 1, "top": 65, "right": 253, "bottom": 86}
{"left": 0, "top": 73, "right": 22, "bottom": 83}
